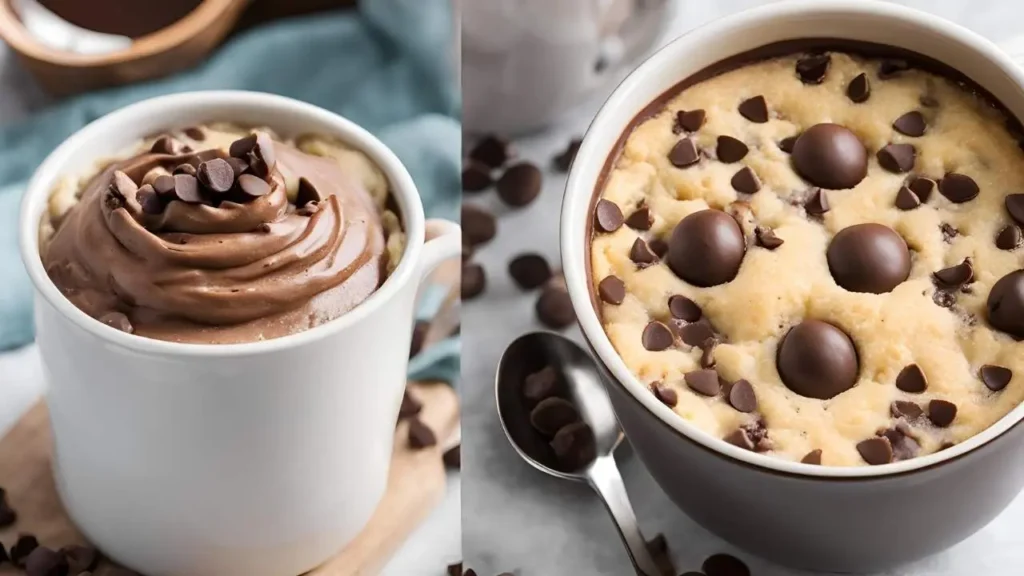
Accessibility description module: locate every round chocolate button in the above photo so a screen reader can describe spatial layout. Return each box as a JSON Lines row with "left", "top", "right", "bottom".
{"left": 827, "top": 223, "right": 911, "bottom": 294}
{"left": 666, "top": 210, "right": 745, "bottom": 287}
{"left": 791, "top": 123, "right": 868, "bottom": 190}
{"left": 987, "top": 270, "right": 1024, "bottom": 338}
{"left": 777, "top": 319, "right": 859, "bottom": 399}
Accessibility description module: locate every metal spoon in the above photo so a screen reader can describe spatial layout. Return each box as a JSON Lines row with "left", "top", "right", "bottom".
{"left": 495, "top": 331, "right": 664, "bottom": 576}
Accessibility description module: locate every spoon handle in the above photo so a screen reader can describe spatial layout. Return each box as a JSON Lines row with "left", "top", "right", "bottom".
{"left": 587, "top": 455, "right": 665, "bottom": 576}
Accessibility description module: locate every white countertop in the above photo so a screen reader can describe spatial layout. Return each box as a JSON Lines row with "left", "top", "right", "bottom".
{"left": 462, "top": 1, "right": 1024, "bottom": 575}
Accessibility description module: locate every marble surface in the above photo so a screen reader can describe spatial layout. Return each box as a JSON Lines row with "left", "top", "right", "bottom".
{"left": 461, "top": 1, "right": 1024, "bottom": 575}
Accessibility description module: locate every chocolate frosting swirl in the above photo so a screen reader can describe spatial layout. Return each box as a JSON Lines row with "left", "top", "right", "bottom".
{"left": 42, "top": 140, "right": 387, "bottom": 344}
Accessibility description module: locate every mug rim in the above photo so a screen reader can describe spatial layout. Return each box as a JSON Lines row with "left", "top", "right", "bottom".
{"left": 560, "top": 0, "right": 1024, "bottom": 479}
{"left": 19, "top": 90, "right": 427, "bottom": 358}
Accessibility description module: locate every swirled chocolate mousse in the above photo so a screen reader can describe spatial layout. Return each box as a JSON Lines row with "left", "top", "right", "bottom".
{"left": 591, "top": 46, "right": 1024, "bottom": 466}
{"left": 40, "top": 125, "right": 404, "bottom": 344}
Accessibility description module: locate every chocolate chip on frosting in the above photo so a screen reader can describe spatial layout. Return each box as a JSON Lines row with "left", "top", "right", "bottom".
{"left": 730, "top": 166, "right": 761, "bottom": 194}
{"left": 804, "top": 188, "right": 830, "bottom": 216}
{"left": 928, "top": 399, "right": 957, "bottom": 428}
{"left": 642, "top": 321, "right": 674, "bottom": 351}
{"left": 892, "top": 111, "right": 927, "bottom": 137}
{"left": 685, "top": 369, "right": 721, "bottom": 396}
{"left": 738, "top": 95, "right": 768, "bottom": 123}
{"left": 796, "top": 53, "right": 830, "bottom": 84}
{"left": 651, "top": 382, "right": 678, "bottom": 407}
{"left": 857, "top": 436, "right": 893, "bottom": 465}
{"left": 173, "top": 163, "right": 197, "bottom": 176}
{"left": 666, "top": 210, "right": 746, "bottom": 287}
{"left": 136, "top": 184, "right": 163, "bottom": 214}
{"left": 594, "top": 199, "right": 623, "bottom": 233}
{"left": 996, "top": 225, "right": 1022, "bottom": 250}
{"left": 980, "top": 365, "right": 1012, "bottom": 392}
{"left": 877, "top": 143, "right": 916, "bottom": 173}
{"left": 716, "top": 136, "right": 749, "bottom": 163}
{"left": 598, "top": 276, "right": 626, "bottom": 305}
{"left": 668, "top": 295, "right": 701, "bottom": 322}
{"left": 827, "top": 223, "right": 911, "bottom": 294}
{"left": 625, "top": 205, "right": 653, "bottom": 230}
{"left": 296, "top": 177, "right": 322, "bottom": 206}
{"left": 895, "top": 185, "right": 922, "bottom": 210}
{"left": 237, "top": 174, "right": 271, "bottom": 199}
{"left": 777, "top": 319, "right": 859, "bottom": 400}
{"left": 938, "top": 173, "right": 979, "bottom": 203}
{"left": 668, "top": 138, "right": 700, "bottom": 168}
{"left": 933, "top": 258, "right": 974, "bottom": 288}
{"left": 246, "top": 132, "right": 276, "bottom": 179}
{"left": 792, "top": 124, "right": 868, "bottom": 190}
{"left": 755, "top": 226, "right": 784, "bottom": 250}
{"left": 847, "top": 73, "right": 870, "bottom": 103}
{"left": 229, "top": 134, "right": 258, "bottom": 159}
{"left": 674, "top": 109, "right": 706, "bottom": 134}
{"left": 727, "top": 379, "right": 757, "bottom": 413}
{"left": 197, "top": 158, "right": 235, "bottom": 193}
{"left": 171, "top": 173, "right": 204, "bottom": 203}
{"left": 895, "top": 363, "right": 927, "bottom": 393}
{"left": 988, "top": 270, "right": 1024, "bottom": 338}
{"left": 629, "top": 238, "right": 658, "bottom": 267}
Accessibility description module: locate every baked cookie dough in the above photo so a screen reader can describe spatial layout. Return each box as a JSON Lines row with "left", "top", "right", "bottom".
{"left": 591, "top": 49, "right": 1024, "bottom": 467}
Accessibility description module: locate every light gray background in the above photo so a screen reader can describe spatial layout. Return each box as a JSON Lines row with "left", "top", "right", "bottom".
{"left": 462, "top": 1, "right": 1024, "bottom": 575}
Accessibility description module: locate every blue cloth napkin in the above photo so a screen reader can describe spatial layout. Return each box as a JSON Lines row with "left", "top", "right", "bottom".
{"left": 0, "top": 0, "right": 461, "bottom": 384}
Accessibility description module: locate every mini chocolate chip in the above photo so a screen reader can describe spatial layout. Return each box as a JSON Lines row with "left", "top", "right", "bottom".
{"left": 237, "top": 174, "right": 271, "bottom": 199}
{"left": 651, "top": 382, "right": 678, "bottom": 407}
{"left": 24, "top": 546, "right": 67, "bottom": 576}
{"left": 755, "top": 226, "right": 784, "bottom": 250}
{"left": 847, "top": 73, "right": 871, "bottom": 103}
{"left": 461, "top": 263, "right": 486, "bottom": 300}
{"left": 197, "top": 158, "right": 234, "bottom": 193}
{"left": 173, "top": 163, "right": 197, "bottom": 176}
{"left": 980, "top": 365, "right": 1012, "bottom": 392}
{"left": 408, "top": 417, "right": 437, "bottom": 449}
{"left": 594, "top": 199, "right": 624, "bottom": 233}
{"left": 939, "top": 173, "right": 979, "bottom": 203}
{"left": 738, "top": 95, "right": 768, "bottom": 123}
{"left": 996, "top": 225, "right": 1022, "bottom": 250}
{"left": 463, "top": 204, "right": 497, "bottom": 246}
{"left": 909, "top": 176, "right": 936, "bottom": 202}
{"left": 553, "top": 138, "right": 582, "bottom": 172}
{"left": 399, "top": 390, "right": 422, "bottom": 419}
{"left": 11, "top": 534, "right": 39, "bottom": 566}
{"left": 462, "top": 160, "right": 493, "bottom": 191}
{"left": 892, "top": 400, "right": 924, "bottom": 420}
{"left": 171, "top": 173, "right": 204, "bottom": 203}
{"left": 895, "top": 185, "right": 921, "bottom": 210}
{"left": 98, "top": 311, "right": 133, "bottom": 333}
{"left": 497, "top": 162, "right": 542, "bottom": 207}
{"left": 728, "top": 379, "right": 757, "bottom": 413}
{"left": 928, "top": 399, "right": 957, "bottom": 428}
{"left": 530, "top": 397, "right": 580, "bottom": 436}
{"left": 668, "top": 138, "right": 700, "bottom": 168}
{"left": 1005, "top": 194, "right": 1024, "bottom": 225}
{"left": 629, "top": 238, "right": 658, "bottom": 267}
{"left": 731, "top": 166, "right": 761, "bottom": 194}
{"left": 508, "top": 253, "right": 552, "bottom": 290}
{"left": 857, "top": 436, "right": 893, "bottom": 465}
{"left": 700, "top": 339, "right": 717, "bottom": 368}
{"left": 724, "top": 428, "right": 755, "bottom": 451}
{"left": 679, "top": 321, "right": 715, "bottom": 348}
{"left": 598, "top": 276, "right": 626, "bottom": 305}
{"left": 716, "top": 136, "right": 749, "bottom": 163}
{"left": 294, "top": 177, "right": 321, "bottom": 206}
{"left": 779, "top": 136, "right": 798, "bottom": 153}
{"left": 137, "top": 184, "right": 164, "bottom": 215}
{"left": 879, "top": 59, "right": 910, "bottom": 79}
{"left": 642, "top": 321, "right": 674, "bottom": 351}
{"left": 153, "top": 174, "right": 176, "bottom": 196}
{"left": 668, "top": 295, "right": 701, "bottom": 322}
{"left": 893, "top": 111, "right": 927, "bottom": 137}
{"left": 801, "top": 449, "right": 823, "bottom": 465}
{"left": 469, "top": 135, "right": 513, "bottom": 169}
{"left": 625, "top": 206, "right": 653, "bottom": 230}
{"left": 61, "top": 545, "right": 99, "bottom": 574}
{"left": 229, "top": 134, "right": 258, "bottom": 158}
{"left": 934, "top": 258, "right": 973, "bottom": 287}
{"left": 881, "top": 424, "right": 921, "bottom": 461}
{"left": 939, "top": 222, "right": 959, "bottom": 243}
{"left": 877, "top": 143, "right": 916, "bottom": 173}
{"left": 685, "top": 369, "right": 720, "bottom": 396}
{"left": 804, "top": 188, "right": 830, "bottom": 215}
{"left": 549, "top": 421, "right": 596, "bottom": 469}
{"left": 649, "top": 238, "right": 668, "bottom": 258}
{"left": 536, "top": 284, "right": 576, "bottom": 329}
{"left": 896, "top": 364, "right": 927, "bottom": 393}
{"left": 674, "top": 109, "right": 706, "bottom": 133}
{"left": 523, "top": 366, "right": 559, "bottom": 404}
{"left": 443, "top": 444, "right": 461, "bottom": 468}
{"left": 796, "top": 53, "right": 830, "bottom": 84}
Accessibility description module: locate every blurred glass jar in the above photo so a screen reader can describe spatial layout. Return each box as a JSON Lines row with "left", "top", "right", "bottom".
{"left": 462, "top": 0, "right": 670, "bottom": 135}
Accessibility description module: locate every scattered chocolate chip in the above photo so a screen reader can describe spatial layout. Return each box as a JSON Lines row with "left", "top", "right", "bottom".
{"left": 171, "top": 173, "right": 204, "bottom": 203}
{"left": 895, "top": 364, "right": 927, "bottom": 393}
{"left": 60, "top": 545, "right": 98, "bottom": 574}
{"left": 197, "top": 158, "right": 234, "bottom": 193}
{"left": 399, "top": 390, "right": 422, "bottom": 420}
{"left": 791, "top": 123, "right": 869, "bottom": 190}
{"left": 173, "top": 163, "right": 197, "bottom": 176}
{"left": 11, "top": 534, "right": 39, "bottom": 567}
{"left": 648, "top": 237, "right": 668, "bottom": 258}
{"left": 136, "top": 184, "right": 163, "bottom": 214}
{"left": 461, "top": 263, "right": 486, "bottom": 300}
{"left": 150, "top": 135, "right": 189, "bottom": 154}
{"left": 893, "top": 111, "right": 927, "bottom": 137}
{"left": 909, "top": 176, "right": 936, "bottom": 202}
{"left": 642, "top": 321, "right": 674, "bottom": 351}
{"left": 742, "top": 419, "right": 771, "bottom": 452}
{"left": 700, "top": 338, "right": 717, "bottom": 368}
{"left": 462, "top": 204, "right": 497, "bottom": 246}
{"left": 523, "top": 366, "right": 558, "bottom": 404}
{"left": 777, "top": 320, "right": 859, "bottom": 400}
{"left": 668, "top": 295, "right": 701, "bottom": 322}
{"left": 801, "top": 449, "right": 823, "bottom": 465}
{"left": 651, "top": 382, "right": 678, "bottom": 407}
{"left": 408, "top": 418, "right": 437, "bottom": 449}
{"left": 666, "top": 209, "right": 746, "bottom": 287}
{"left": 996, "top": 225, "right": 1022, "bottom": 250}
{"left": 443, "top": 444, "right": 461, "bottom": 469}
{"left": 881, "top": 423, "right": 921, "bottom": 461}
{"left": 716, "top": 136, "right": 749, "bottom": 163}
{"left": 679, "top": 321, "right": 715, "bottom": 348}
{"left": 462, "top": 160, "right": 492, "bottom": 192}
{"left": 980, "top": 365, "right": 1012, "bottom": 392}
{"left": 895, "top": 185, "right": 921, "bottom": 210}
{"left": 24, "top": 546, "right": 67, "bottom": 576}
{"left": 629, "top": 238, "right": 658, "bottom": 267}
{"left": 549, "top": 421, "right": 596, "bottom": 469}
{"left": 594, "top": 199, "right": 624, "bottom": 233}
{"left": 674, "top": 109, "right": 706, "bottom": 133}
{"left": 891, "top": 400, "right": 924, "bottom": 420}
{"left": 827, "top": 223, "right": 911, "bottom": 294}
{"left": 928, "top": 399, "right": 957, "bottom": 428}
{"left": 530, "top": 397, "right": 580, "bottom": 436}
{"left": 755, "top": 226, "right": 784, "bottom": 249}
{"left": 497, "top": 162, "right": 542, "bottom": 207}
{"left": 796, "top": 53, "right": 830, "bottom": 84}
{"left": 229, "top": 134, "right": 258, "bottom": 159}
{"left": 939, "top": 173, "right": 979, "bottom": 203}
{"left": 933, "top": 258, "right": 974, "bottom": 288}
{"left": 1006, "top": 194, "right": 1024, "bottom": 226}
{"left": 237, "top": 174, "right": 271, "bottom": 199}
{"left": 939, "top": 222, "right": 959, "bottom": 244}
{"left": 728, "top": 379, "right": 757, "bottom": 413}
{"left": 153, "top": 174, "right": 176, "bottom": 196}
{"left": 738, "top": 95, "right": 768, "bottom": 123}
{"left": 508, "top": 253, "right": 552, "bottom": 290}
{"left": 847, "top": 73, "right": 871, "bottom": 103}
{"left": 553, "top": 138, "right": 582, "bottom": 172}
{"left": 804, "top": 188, "right": 830, "bottom": 215}
{"left": 668, "top": 138, "right": 700, "bottom": 168}
{"left": 225, "top": 157, "right": 248, "bottom": 178}
{"left": 877, "top": 143, "right": 916, "bottom": 173}
{"left": 724, "top": 428, "right": 754, "bottom": 451}
{"left": 730, "top": 166, "right": 761, "bottom": 194}
{"left": 98, "top": 311, "right": 133, "bottom": 334}
{"left": 988, "top": 270, "right": 1024, "bottom": 338}
{"left": 245, "top": 132, "right": 276, "bottom": 179}
{"left": 598, "top": 276, "right": 626, "bottom": 305}
{"left": 685, "top": 369, "right": 720, "bottom": 396}
{"left": 536, "top": 284, "right": 576, "bottom": 329}
{"left": 879, "top": 59, "right": 910, "bottom": 79}
{"left": 779, "top": 136, "right": 798, "bottom": 153}
{"left": 857, "top": 436, "right": 893, "bottom": 465}
{"left": 625, "top": 206, "right": 653, "bottom": 230}
{"left": 409, "top": 320, "right": 429, "bottom": 358}
{"left": 469, "top": 135, "right": 513, "bottom": 169}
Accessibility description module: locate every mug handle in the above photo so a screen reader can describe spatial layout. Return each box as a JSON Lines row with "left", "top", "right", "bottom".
{"left": 418, "top": 218, "right": 463, "bottom": 282}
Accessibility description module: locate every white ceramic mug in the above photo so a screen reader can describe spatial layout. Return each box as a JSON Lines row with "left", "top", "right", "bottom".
{"left": 18, "top": 91, "right": 461, "bottom": 576}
